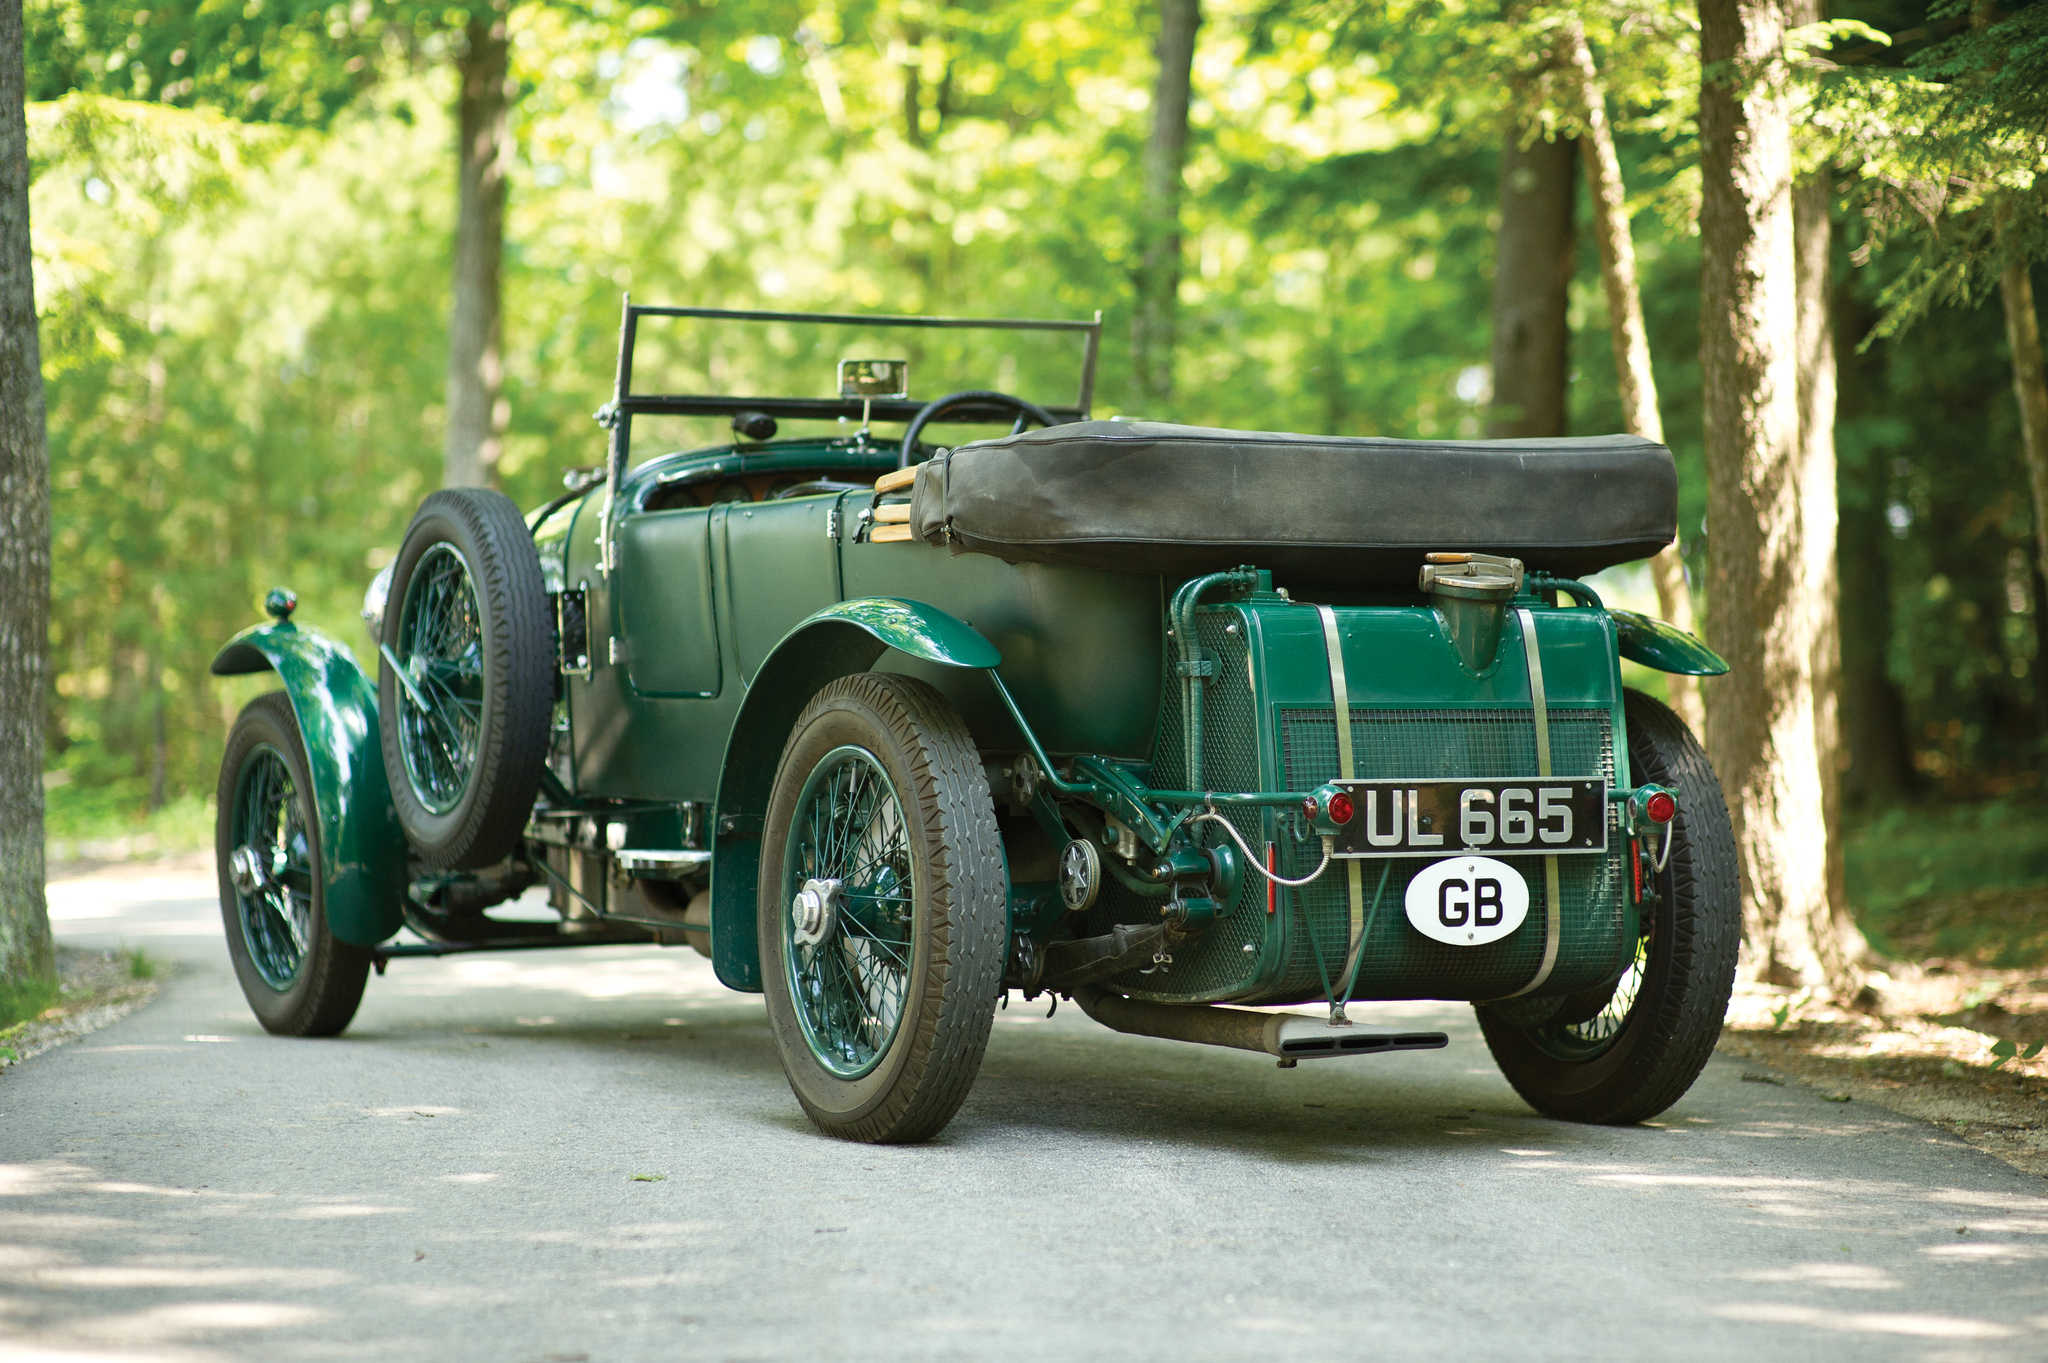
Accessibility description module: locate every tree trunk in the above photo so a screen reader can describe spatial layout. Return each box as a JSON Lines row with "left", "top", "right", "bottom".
{"left": 0, "top": 0, "right": 56, "bottom": 991}
{"left": 1131, "top": 0, "right": 1199, "bottom": 409}
{"left": 2002, "top": 257, "right": 2048, "bottom": 593}
{"left": 1700, "top": 0, "right": 1838, "bottom": 992}
{"left": 444, "top": 9, "right": 511, "bottom": 490}
{"left": 1562, "top": 22, "right": 1703, "bottom": 733}
{"left": 1487, "top": 119, "right": 1576, "bottom": 439}
{"left": 1794, "top": 161, "right": 1861, "bottom": 987}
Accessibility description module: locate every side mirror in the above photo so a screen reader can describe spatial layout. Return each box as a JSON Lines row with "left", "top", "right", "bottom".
{"left": 837, "top": 359, "right": 909, "bottom": 400}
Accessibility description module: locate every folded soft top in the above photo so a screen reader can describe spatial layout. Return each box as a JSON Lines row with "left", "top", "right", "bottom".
{"left": 906, "top": 420, "right": 1677, "bottom": 588}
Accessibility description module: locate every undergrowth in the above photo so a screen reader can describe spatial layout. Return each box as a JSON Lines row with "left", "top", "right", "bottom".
{"left": 1846, "top": 795, "right": 2048, "bottom": 967}
{"left": 0, "top": 974, "right": 61, "bottom": 1035}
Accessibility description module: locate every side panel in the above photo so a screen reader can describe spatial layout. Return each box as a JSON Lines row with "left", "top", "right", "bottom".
{"left": 209, "top": 622, "right": 408, "bottom": 947}
{"left": 618, "top": 507, "right": 721, "bottom": 697}
{"left": 726, "top": 498, "right": 841, "bottom": 685}
{"left": 839, "top": 535, "right": 1162, "bottom": 759}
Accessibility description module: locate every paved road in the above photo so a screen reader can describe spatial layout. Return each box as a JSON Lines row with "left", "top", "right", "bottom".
{"left": 6, "top": 864, "right": 2048, "bottom": 1363}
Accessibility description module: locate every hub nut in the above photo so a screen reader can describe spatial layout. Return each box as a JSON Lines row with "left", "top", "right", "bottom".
{"left": 790, "top": 877, "right": 842, "bottom": 948}
{"left": 229, "top": 844, "right": 273, "bottom": 899}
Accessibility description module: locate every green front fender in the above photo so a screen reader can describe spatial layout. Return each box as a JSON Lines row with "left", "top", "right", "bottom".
{"left": 211, "top": 621, "right": 408, "bottom": 947}
{"left": 707, "top": 599, "right": 1002, "bottom": 992}
{"left": 1610, "top": 609, "right": 1730, "bottom": 677}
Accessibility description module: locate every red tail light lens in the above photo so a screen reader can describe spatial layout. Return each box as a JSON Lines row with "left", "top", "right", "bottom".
{"left": 1327, "top": 792, "right": 1355, "bottom": 825}
{"left": 1645, "top": 791, "right": 1677, "bottom": 825}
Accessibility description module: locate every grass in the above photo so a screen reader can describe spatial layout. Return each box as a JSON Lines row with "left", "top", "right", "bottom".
{"left": 125, "top": 947, "right": 159, "bottom": 980}
{"left": 43, "top": 785, "right": 213, "bottom": 865}
{"left": 0, "top": 973, "right": 61, "bottom": 1034}
{"left": 1845, "top": 795, "right": 2048, "bottom": 967}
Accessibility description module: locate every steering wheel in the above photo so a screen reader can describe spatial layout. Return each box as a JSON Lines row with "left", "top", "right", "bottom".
{"left": 898, "top": 390, "right": 1059, "bottom": 470}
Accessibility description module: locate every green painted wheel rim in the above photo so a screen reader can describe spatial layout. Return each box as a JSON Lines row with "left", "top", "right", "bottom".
{"left": 232, "top": 744, "right": 315, "bottom": 991}
{"left": 1529, "top": 932, "right": 1648, "bottom": 1062}
{"left": 782, "top": 745, "right": 915, "bottom": 1079}
{"left": 393, "top": 542, "right": 484, "bottom": 816}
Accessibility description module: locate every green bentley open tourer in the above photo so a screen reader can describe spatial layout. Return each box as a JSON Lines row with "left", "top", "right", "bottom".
{"left": 211, "top": 302, "right": 1736, "bottom": 1143}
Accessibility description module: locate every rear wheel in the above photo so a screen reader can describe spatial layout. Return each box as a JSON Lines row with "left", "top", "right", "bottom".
{"left": 216, "top": 693, "right": 372, "bottom": 1036}
{"left": 378, "top": 488, "right": 552, "bottom": 869}
{"left": 759, "top": 674, "right": 1005, "bottom": 1143}
{"left": 1476, "top": 689, "right": 1739, "bottom": 1124}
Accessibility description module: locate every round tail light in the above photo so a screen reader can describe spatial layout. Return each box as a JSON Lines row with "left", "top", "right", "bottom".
{"left": 1327, "top": 792, "right": 1355, "bottom": 825}
{"left": 1645, "top": 790, "right": 1677, "bottom": 825}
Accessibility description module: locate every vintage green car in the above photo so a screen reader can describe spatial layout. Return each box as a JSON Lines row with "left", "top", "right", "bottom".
{"left": 211, "top": 303, "right": 1737, "bottom": 1143}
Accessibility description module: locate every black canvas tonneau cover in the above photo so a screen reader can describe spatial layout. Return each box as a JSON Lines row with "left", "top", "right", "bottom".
{"left": 908, "top": 420, "right": 1676, "bottom": 587}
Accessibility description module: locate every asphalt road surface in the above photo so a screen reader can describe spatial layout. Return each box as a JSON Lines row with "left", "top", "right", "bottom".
{"left": 7, "top": 862, "right": 2048, "bottom": 1363}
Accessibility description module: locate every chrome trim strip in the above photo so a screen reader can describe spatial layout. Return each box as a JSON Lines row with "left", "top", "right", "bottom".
{"left": 1502, "top": 608, "right": 1563, "bottom": 1000}
{"left": 1317, "top": 606, "right": 1368, "bottom": 1010}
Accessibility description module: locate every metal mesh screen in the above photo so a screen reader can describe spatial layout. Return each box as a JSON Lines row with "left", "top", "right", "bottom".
{"left": 1269, "top": 707, "right": 1627, "bottom": 1003}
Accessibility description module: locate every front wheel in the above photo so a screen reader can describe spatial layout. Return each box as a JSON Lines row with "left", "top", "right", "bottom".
{"left": 759, "top": 673, "right": 1006, "bottom": 1143}
{"left": 216, "top": 693, "right": 372, "bottom": 1036}
{"left": 1476, "top": 689, "right": 1739, "bottom": 1124}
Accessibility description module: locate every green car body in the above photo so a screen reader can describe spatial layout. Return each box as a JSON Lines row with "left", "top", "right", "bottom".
{"left": 215, "top": 431, "right": 1724, "bottom": 1003}
{"left": 211, "top": 303, "right": 1736, "bottom": 1135}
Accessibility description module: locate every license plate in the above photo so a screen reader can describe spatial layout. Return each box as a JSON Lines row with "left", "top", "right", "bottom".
{"left": 1329, "top": 779, "right": 1606, "bottom": 858}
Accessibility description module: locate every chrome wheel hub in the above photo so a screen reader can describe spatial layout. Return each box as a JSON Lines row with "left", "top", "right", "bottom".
{"left": 229, "top": 843, "right": 274, "bottom": 899}
{"left": 790, "top": 877, "right": 843, "bottom": 948}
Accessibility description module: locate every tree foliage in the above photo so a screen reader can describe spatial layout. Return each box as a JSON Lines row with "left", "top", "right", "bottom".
{"left": 16, "top": 0, "right": 2048, "bottom": 827}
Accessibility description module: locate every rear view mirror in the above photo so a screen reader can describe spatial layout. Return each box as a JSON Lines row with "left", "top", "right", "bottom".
{"left": 838, "top": 359, "right": 909, "bottom": 400}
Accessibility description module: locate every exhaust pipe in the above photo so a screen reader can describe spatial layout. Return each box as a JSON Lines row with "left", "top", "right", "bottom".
{"left": 1071, "top": 985, "right": 1448, "bottom": 1064}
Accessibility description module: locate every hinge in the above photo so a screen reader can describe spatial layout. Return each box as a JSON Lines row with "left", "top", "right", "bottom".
{"left": 1174, "top": 658, "right": 1217, "bottom": 678}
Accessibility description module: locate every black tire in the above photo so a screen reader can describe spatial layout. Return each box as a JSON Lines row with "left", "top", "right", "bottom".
{"left": 759, "top": 673, "right": 1006, "bottom": 1143}
{"left": 378, "top": 487, "right": 552, "bottom": 869}
{"left": 1476, "top": 689, "right": 1740, "bottom": 1124}
{"left": 216, "top": 692, "right": 373, "bottom": 1036}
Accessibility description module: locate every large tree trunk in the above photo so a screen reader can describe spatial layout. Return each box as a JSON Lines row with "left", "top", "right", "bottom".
{"left": 2002, "top": 257, "right": 2048, "bottom": 593}
{"left": 1794, "top": 161, "right": 1861, "bottom": 988}
{"left": 1131, "top": 0, "right": 1199, "bottom": 409}
{"left": 0, "top": 0, "right": 56, "bottom": 991}
{"left": 1487, "top": 119, "right": 1576, "bottom": 438}
{"left": 1700, "top": 0, "right": 1839, "bottom": 992}
{"left": 1562, "top": 22, "right": 1703, "bottom": 732}
{"left": 444, "top": 9, "right": 511, "bottom": 490}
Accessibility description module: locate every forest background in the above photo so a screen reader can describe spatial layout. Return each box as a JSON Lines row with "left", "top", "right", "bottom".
{"left": 14, "top": 0, "right": 2048, "bottom": 966}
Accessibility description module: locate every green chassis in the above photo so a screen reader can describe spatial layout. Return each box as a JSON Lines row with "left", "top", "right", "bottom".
{"left": 211, "top": 427, "right": 1723, "bottom": 1013}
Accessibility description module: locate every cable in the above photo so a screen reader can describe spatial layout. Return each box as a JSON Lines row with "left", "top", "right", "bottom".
{"left": 1187, "top": 812, "right": 1335, "bottom": 888}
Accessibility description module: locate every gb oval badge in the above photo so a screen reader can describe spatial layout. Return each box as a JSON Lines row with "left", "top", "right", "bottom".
{"left": 1403, "top": 856, "right": 1530, "bottom": 947}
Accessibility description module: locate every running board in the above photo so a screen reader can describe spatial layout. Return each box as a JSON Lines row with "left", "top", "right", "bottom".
{"left": 1072, "top": 985, "right": 1448, "bottom": 1065}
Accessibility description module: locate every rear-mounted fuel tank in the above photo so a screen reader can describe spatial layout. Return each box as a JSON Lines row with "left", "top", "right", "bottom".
{"left": 1069, "top": 588, "right": 1636, "bottom": 1009}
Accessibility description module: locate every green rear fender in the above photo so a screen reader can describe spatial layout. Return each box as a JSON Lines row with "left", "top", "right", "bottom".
{"left": 211, "top": 621, "right": 409, "bottom": 947}
{"left": 708, "top": 599, "right": 1001, "bottom": 992}
{"left": 1610, "top": 609, "right": 1729, "bottom": 677}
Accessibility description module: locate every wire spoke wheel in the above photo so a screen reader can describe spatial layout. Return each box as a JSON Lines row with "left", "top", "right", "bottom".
{"left": 783, "top": 746, "right": 915, "bottom": 1078}
{"left": 1475, "top": 689, "right": 1739, "bottom": 1125}
{"left": 758, "top": 673, "right": 1005, "bottom": 1144}
{"left": 377, "top": 488, "right": 552, "bottom": 870}
{"left": 393, "top": 543, "right": 484, "bottom": 815}
{"left": 215, "top": 692, "right": 371, "bottom": 1037}
{"left": 1528, "top": 932, "right": 1650, "bottom": 1063}
{"left": 231, "top": 745, "right": 316, "bottom": 990}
